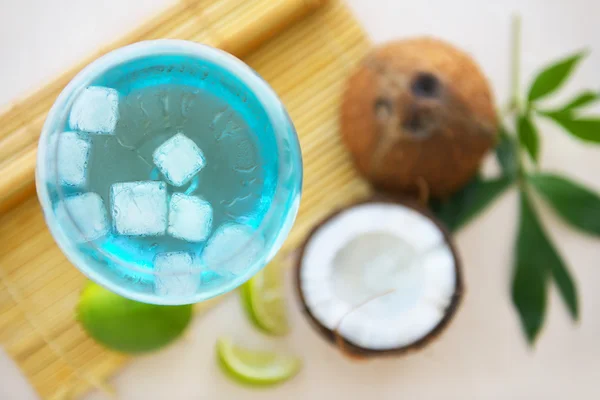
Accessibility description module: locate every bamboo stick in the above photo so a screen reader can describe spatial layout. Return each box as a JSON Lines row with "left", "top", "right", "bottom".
{"left": 0, "top": 312, "right": 29, "bottom": 340}
{"left": 35, "top": 346, "right": 106, "bottom": 394}
{"left": 6, "top": 311, "right": 76, "bottom": 357}
{"left": 2, "top": 284, "right": 78, "bottom": 334}
{"left": 0, "top": 113, "right": 46, "bottom": 167}
{"left": 6, "top": 247, "right": 65, "bottom": 282}
{"left": 0, "top": 207, "right": 49, "bottom": 249}
{"left": 0, "top": 195, "right": 39, "bottom": 229}
{"left": 286, "top": 182, "right": 370, "bottom": 248}
{"left": 0, "top": 230, "right": 54, "bottom": 273}
{"left": 0, "top": 147, "right": 37, "bottom": 215}
{"left": 0, "top": 281, "right": 75, "bottom": 334}
{"left": 162, "top": 0, "right": 247, "bottom": 41}
{"left": 0, "top": 279, "right": 79, "bottom": 337}
{"left": 246, "top": 1, "right": 349, "bottom": 72}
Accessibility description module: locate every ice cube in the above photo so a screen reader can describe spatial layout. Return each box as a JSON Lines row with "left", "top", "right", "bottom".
{"left": 110, "top": 181, "right": 167, "bottom": 236}
{"left": 54, "top": 131, "right": 90, "bottom": 187}
{"left": 154, "top": 251, "right": 199, "bottom": 296}
{"left": 168, "top": 193, "right": 212, "bottom": 242}
{"left": 69, "top": 86, "right": 119, "bottom": 134}
{"left": 152, "top": 133, "right": 205, "bottom": 187}
{"left": 55, "top": 192, "right": 109, "bottom": 242}
{"left": 201, "top": 223, "right": 264, "bottom": 275}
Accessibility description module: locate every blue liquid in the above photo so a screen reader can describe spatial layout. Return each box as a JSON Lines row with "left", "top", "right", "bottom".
{"left": 38, "top": 42, "right": 302, "bottom": 304}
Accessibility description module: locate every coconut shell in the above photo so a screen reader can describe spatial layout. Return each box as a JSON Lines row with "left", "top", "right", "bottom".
{"left": 294, "top": 196, "right": 464, "bottom": 358}
{"left": 341, "top": 38, "right": 498, "bottom": 199}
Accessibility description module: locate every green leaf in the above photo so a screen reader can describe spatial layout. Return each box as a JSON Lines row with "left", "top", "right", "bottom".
{"left": 495, "top": 127, "right": 518, "bottom": 178}
{"left": 544, "top": 112, "right": 600, "bottom": 143}
{"left": 561, "top": 90, "right": 600, "bottom": 112}
{"left": 430, "top": 176, "right": 513, "bottom": 232}
{"left": 518, "top": 114, "right": 540, "bottom": 162}
{"left": 527, "top": 51, "right": 587, "bottom": 103}
{"left": 512, "top": 190, "right": 549, "bottom": 344}
{"left": 537, "top": 91, "right": 599, "bottom": 121}
{"left": 547, "top": 250, "right": 579, "bottom": 322}
{"left": 525, "top": 179, "right": 580, "bottom": 320}
{"left": 529, "top": 172, "right": 600, "bottom": 236}
{"left": 513, "top": 190, "right": 579, "bottom": 344}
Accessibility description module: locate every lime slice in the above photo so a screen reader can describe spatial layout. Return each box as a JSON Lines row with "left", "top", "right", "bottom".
{"left": 239, "top": 280, "right": 261, "bottom": 328}
{"left": 240, "top": 258, "right": 289, "bottom": 335}
{"left": 216, "top": 338, "right": 301, "bottom": 385}
{"left": 77, "top": 282, "right": 193, "bottom": 354}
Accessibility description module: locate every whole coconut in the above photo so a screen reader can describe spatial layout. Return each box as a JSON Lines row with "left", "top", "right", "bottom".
{"left": 340, "top": 38, "right": 498, "bottom": 199}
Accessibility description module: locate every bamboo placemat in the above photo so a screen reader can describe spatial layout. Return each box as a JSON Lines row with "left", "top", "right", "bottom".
{"left": 0, "top": 0, "right": 371, "bottom": 398}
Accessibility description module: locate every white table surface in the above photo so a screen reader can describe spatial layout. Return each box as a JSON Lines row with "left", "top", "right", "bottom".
{"left": 1, "top": 0, "right": 600, "bottom": 399}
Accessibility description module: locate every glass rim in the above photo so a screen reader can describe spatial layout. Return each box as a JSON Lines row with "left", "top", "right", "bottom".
{"left": 36, "top": 40, "right": 302, "bottom": 300}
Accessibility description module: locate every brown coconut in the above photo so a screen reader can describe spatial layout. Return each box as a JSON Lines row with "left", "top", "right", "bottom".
{"left": 340, "top": 38, "right": 498, "bottom": 199}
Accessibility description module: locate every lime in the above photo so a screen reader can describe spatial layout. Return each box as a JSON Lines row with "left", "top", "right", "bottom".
{"left": 216, "top": 338, "right": 301, "bottom": 385}
{"left": 77, "top": 282, "right": 193, "bottom": 354}
{"left": 239, "top": 280, "right": 261, "bottom": 328}
{"left": 240, "top": 258, "right": 289, "bottom": 335}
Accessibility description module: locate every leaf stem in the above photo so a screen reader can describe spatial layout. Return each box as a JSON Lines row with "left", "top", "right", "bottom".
{"left": 506, "top": 14, "right": 528, "bottom": 185}
{"left": 510, "top": 14, "right": 522, "bottom": 113}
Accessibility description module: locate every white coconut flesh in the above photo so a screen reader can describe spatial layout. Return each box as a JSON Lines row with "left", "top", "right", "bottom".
{"left": 299, "top": 203, "right": 457, "bottom": 351}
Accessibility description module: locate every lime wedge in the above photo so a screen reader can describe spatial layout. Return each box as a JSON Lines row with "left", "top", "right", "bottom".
{"left": 77, "top": 282, "right": 192, "bottom": 354}
{"left": 240, "top": 257, "right": 289, "bottom": 335}
{"left": 239, "top": 280, "right": 261, "bottom": 328}
{"left": 216, "top": 338, "right": 301, "bottom": 385}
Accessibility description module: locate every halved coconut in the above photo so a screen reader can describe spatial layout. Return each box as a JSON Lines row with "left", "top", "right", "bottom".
{"left": 295, "top": 199, "right": 462, "bottom": 357}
